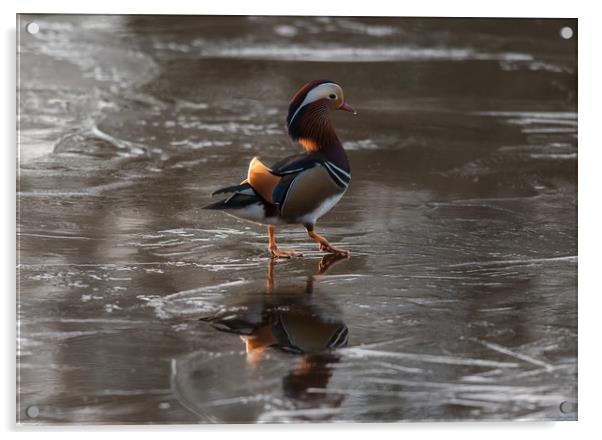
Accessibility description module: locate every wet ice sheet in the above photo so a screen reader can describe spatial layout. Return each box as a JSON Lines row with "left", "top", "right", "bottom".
{"left": 166, "top": 255, "right": 576, "bottom": 423}
{"left": 17, "top": 15, "right": 576, "bottom": 423}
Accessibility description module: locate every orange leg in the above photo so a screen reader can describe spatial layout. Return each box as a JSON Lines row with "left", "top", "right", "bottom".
{"left": 268, "top": 225, "right": 302, "bottom": 258}
{"left": 307, "top": 230, "right": 349, "bottom": 255}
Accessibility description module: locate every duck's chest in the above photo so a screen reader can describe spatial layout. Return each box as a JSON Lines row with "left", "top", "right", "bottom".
{"left": 280, "top": 164, "right": 350, "bottom": 225}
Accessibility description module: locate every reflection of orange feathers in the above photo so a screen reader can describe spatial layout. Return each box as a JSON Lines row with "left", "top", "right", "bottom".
{"left": 240, "top": 326, "right": 277, "bottom": 365}
{"left": 247, "top": 157, "right": 280, "bottom": 203}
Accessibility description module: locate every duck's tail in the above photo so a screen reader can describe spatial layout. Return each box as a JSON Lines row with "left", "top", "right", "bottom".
{"left": 211, "top": 182, "right": 252, "bottom": 197}
{"left": 203, "top": 182, "right": 261, "bottom": 210}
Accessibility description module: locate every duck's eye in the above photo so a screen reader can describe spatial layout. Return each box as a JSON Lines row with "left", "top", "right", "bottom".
{"left": 329, "top": 94, "right": 337, "bottom": 99}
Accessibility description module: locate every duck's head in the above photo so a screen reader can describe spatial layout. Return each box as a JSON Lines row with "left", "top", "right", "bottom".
{"left": 286, "top": 80, "right": 356, "bottom": 151}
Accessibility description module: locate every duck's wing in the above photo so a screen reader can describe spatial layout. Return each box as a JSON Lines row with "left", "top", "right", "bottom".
{"left": 218, "top": 152, "right": 349, "bottom": 211}
{"left": 270, "top": 153, "right": 324, "bottom": 176}
{"left": 207, "top": 155, "right": 313, "bottom": 207}
{"left": 270, "top": 153, "right": 351, "bottom": 211}
{"left": 269, "top": 153, "right": 328, "bottom": 206}
{"left": 246, "top": 157, "right": 281, "bottom": 203}
{"left": 246, "top": 153, "right": 325, "bottom": 204}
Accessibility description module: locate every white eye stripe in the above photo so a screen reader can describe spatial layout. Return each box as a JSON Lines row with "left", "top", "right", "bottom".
{"left": 288, "top": 82, "right": 339, "bottom": 126}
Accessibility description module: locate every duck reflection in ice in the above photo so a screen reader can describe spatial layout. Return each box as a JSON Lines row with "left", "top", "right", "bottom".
{"left": 201, "top": 254, "right": 349, "bottom": 407}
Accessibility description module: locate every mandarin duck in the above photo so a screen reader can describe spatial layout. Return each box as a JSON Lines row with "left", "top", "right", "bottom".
{"left": 204, "top": 80, "right": 356, "bottom": 257}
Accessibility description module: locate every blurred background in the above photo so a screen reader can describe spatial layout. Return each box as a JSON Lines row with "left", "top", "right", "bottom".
{"left": 17, "top": 15, "right": 576, "bottom": 423}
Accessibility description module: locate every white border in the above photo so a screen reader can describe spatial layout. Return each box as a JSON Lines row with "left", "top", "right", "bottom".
{"left": 3, "top": 0, "right": 585, "bottom": 17}
{"left": 3, "top": 0, "right": 600, "bottom": 438}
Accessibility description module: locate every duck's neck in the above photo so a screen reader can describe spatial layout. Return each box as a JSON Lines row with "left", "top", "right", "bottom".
{"left": 290, "top": 102, "right": 350, "bottom": 171}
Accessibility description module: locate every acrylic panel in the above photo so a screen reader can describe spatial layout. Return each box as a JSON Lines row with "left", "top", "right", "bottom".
{"left": 16, "top": 14, "right": 577, "bottom": 424}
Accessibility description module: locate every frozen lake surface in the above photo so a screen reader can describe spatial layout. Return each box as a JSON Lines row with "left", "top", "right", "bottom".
{"left": 17, "top": 15, "right": 577, "bottom": 423}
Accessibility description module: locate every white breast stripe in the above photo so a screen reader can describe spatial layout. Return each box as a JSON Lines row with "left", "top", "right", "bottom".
{"left": 323, "top": 162, "right": 349, "bottom": 187}
{"left": 329, "top": 327, "right": 349, "bottom": 348}
{"left": 323, "top": 164, "right": 347, "bottom": 187}
{"left": 325, "top": 161, "right": 351, "bottom": 178}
